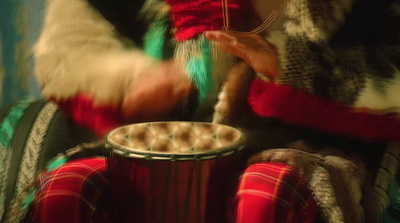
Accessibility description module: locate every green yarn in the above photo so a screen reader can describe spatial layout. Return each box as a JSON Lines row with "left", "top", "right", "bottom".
{"left": 0, "top": 99, "right": 34, "bottom": 150}
{"left": 46, "top": 156, "right": 67, "bottom": 172}
{"left": 143, "top": 14, "right": 168, "bottom": 60}
{"left": 143, "top": 12, "right": 214, "bottom": 104}
{"left": 22, "top": 188, "right": 37, "bottom": 210}
{"left": 187, "top": 38, "right": 213, "bottom": 104}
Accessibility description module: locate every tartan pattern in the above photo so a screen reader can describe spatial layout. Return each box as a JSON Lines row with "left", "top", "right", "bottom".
{"left": 30, "top": 159, "right": 317, "bottom": 223}
{"left": 228, "top": 162, "right": 317, "bottom": 223}
{"left": 31, "top": 158, "right": 110, "bottom": 223}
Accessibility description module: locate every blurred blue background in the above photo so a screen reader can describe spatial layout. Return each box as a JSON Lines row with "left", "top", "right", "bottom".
{"left": 0, "top": 0, "right": 45, "bottom": 106}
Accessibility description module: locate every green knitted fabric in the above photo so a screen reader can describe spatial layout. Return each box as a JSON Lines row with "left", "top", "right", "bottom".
{"left": 143, "top": 13, "right": 168, "bottom": 60}
{"left": 0, "top": 99, "right": 34, "bottom": 150}
{"left": 46, "top": 155, "right": 68, "bottom": 172}
{"left": 186, "top": 38, "right": 213, "bottom": 104}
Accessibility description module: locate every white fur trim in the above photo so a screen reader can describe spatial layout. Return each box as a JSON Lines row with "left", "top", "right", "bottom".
{"left": 35, "top": 0, "right": 157, "bottom": 106}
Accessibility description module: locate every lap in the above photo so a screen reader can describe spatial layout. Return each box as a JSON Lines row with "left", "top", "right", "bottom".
{"left": 30, "top": 159, "right": 316, "bottom": 223}
{"left": 228, "top": 162, "right": 317, "bottom": 223}
{"left": 31, "top": 157, "right": 110, "bottom": 223}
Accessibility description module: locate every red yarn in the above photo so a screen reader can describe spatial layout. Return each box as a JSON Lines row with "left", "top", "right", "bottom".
{"left": 248, "top": 79, "right": 400, "bottom": 142}
{"left": 165, "top": 0, "right": 245, "bottom": 41}
{"left": 53, "top": 94, "right": 122, "bottom": 138}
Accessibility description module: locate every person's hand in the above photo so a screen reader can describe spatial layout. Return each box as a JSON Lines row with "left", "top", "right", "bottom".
{"left": 205, "top": 30, "right": 279, "bottom": 79}
{"left": 122, "top": 60, "right": 193, "bottom": 122}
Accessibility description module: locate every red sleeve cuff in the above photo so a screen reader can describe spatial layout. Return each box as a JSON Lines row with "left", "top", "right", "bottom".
{"left": 53, "top": 94, "right": 122, "bottom": 138}
{"left": 248, "top": 79, "right": 400, "bottom": 142}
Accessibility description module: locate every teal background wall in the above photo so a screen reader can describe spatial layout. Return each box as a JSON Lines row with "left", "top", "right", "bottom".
{"left": 0, "top": 0, "right": 45, "bottom": 105}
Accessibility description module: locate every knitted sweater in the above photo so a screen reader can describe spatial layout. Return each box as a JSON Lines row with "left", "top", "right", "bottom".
{"left": 274, "top": 0, "right": 400, "bottom": 110}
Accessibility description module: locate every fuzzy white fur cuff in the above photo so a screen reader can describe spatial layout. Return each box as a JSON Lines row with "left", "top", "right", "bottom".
{"left": 34, "top": 0, "right": 157, "bottom": 106}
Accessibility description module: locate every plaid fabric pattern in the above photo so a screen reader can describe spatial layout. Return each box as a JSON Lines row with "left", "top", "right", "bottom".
{"left": 228, "top": 162, "right": 317, "bottom": 223}
{"left": 29, "top": 159, "right": 316, "bottom": 223}
{"left": 31, "top": 158, "right": 110, "bottom": 223}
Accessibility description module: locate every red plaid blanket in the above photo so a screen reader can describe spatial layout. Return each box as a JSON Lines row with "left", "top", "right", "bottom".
{"left": 30, "top": 158, "right": 316, "bottom": 223}
{"left": 31, "top": 158, "right": 111, "bottom": 223}
{"left": 227, "top": 162, "right": 317, "bottom": 223}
